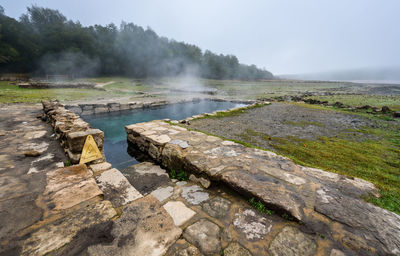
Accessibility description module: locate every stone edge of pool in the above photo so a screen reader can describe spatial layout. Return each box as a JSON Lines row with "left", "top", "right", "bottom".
{"left": 125, "top": 111, "right": 400, "bottom": 256}
{"left": 64, "top": 98, "right": 254, "bottom": 116}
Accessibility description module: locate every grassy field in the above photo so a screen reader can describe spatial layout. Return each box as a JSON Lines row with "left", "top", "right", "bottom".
{"left": 1, "top": 77, "right": 400, "bottom": 109}
{"left": 268, "top": 126, "right": 400, "bottom": 214}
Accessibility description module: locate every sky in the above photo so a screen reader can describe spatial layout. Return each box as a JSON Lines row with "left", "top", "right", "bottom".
{"left": 1, "top": 0, "right": 400, "bottom": 75}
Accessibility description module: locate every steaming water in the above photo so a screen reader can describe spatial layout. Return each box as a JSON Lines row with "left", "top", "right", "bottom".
{"left": 83, "top": 100, "right": 246, "bottom": 170}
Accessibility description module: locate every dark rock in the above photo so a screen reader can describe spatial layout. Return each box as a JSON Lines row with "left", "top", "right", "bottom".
{"left": 24, "top": 150, "right": 41, "bottom": 157}
{"left": 381, "top": 106, "right": 391, "bottom": 113}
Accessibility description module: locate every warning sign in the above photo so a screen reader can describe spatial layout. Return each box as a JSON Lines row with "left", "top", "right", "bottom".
{"left": 79, "top": 135, "right": 103, "bottom": 164}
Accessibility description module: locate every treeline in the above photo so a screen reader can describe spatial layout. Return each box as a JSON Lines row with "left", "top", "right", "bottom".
{"left": 0, "top": 6, "right": 273, "bottom": 80}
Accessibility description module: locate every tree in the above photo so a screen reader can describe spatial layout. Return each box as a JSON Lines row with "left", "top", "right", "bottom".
{"left": 0, "top": 5, "right": 274, "bottom": 79}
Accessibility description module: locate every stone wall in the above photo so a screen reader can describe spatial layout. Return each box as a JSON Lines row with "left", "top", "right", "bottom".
{"left": 65, "top": 98, "right": 254, "bottom": 116}
{"left": 42, "top": 100, "right": 105, "bottom": 164}
{"left": 42, "top": 99, "right": 144, "bottom": 210}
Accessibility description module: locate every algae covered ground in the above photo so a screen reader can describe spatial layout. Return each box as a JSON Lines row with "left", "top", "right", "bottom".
{"left": 185, "top": 102, "right": 400, "bottom": 214}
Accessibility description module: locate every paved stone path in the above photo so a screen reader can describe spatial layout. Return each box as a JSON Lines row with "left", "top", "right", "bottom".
{"left": 126, "top": 120, "right": 400, "bottom": 256}
{"left": 0, "top": 104, "right": 177, "bottom": 256}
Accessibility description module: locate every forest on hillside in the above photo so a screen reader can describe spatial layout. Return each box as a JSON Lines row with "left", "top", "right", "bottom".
{"left": 0, "top": 6, "right": 273, "bottom": 80}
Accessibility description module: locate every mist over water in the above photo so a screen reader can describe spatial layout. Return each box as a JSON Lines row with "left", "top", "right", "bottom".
{"left": 83, "top": 100, "right": 246, "bottom": 169}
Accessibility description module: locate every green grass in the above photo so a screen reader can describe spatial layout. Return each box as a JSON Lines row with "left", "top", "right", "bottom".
{"left": 0, "top": 81, "right": 114, "bottom": 103}
{"left": 240, "top": 127, "right": 400, "bottom": 214}
{"left": 306, "top": 94, "right": 400, "bottom": 111}
{"left": 169, "top": 168, "right": 188, "bottom": 181}
{"left": 248, "top": 198, "right": 274, "bottom": 215}
{"left": 195, "top": 103, "right": 265, "bottom": 119}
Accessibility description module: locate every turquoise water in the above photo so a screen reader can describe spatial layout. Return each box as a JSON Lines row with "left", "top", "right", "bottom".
{"left": 83, "top": 100, "right": 246, "bottom": 169}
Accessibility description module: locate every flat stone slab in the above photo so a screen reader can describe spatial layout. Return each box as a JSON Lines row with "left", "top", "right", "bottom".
{"left": 224, "top": 242, "right": 252, "bottom": 256}
{"left": 48, "top": 177, "right": 103, "bottom": 212}
{"left": 202, "top": 196, "right": 231, "bottom": 219}
{"left": 122, "top": 162, "right": 170, "bottom": 195}
{"left": 233, "top": 209, "right": 273, "bottom": 241}
{"left": 126, "top": 120, "right": 400, "bottom": 255}
{"left": 151, "top": 186, "right": 174, "bottom": 203}
{"left": 183, "top": 219, "right": 221, "bottom": 255}
{"left": 181, "top": 185, "right": 209, "bottom": 205}
{"left": 96, "top": 168, "right": 142, "bottom": 207}
{"left": 21, "top": 200, "right": 117, "bottom": 256}
{"left": 269, "top": 226, "right": 317, "bottom": 256}
{"left": 163, "top": 201, "right": 196, "bottom": 226}
{"left": 89, "top": 162, "right": 112, "bottom": 176}
{"left": 86, "top": 195, "right": 182, "bottom": 256}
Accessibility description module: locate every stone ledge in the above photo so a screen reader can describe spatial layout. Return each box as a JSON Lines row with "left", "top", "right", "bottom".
{"left": 126, "top": 120, "right": 400, "bottom": 256}
{"left": 65, "top": 98, "right": 255, "bottom": 116}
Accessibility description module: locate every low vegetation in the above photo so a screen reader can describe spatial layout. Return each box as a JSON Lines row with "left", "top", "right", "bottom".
{"left": 187, "top": 103, "right": 400, "bottom": 215}
{"left": 236, "top": 121, "right": 400, "bottom": 214}
{"left": 305, "top": 94, "right": 400, "bottom": 111}
{"left": 169, "top": 168, "right": 188, "bottom": 181}
{"left": 247, "top": 198, "right": 274, "bottom": 215}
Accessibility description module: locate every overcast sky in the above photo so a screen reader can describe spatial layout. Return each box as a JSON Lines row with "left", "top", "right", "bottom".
{"left": 1, "top": 0, "right": 399, "bottom": 75}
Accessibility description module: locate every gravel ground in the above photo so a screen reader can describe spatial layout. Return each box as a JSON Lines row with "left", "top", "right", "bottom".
{"left": 185, "top": 102, "right": 379, "bottom": 149}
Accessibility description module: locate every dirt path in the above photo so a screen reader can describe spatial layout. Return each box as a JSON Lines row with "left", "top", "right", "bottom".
{"left": 94, "top": 81, "right": 115, "bottom": 88}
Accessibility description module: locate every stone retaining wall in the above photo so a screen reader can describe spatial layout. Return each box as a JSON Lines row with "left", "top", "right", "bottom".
{"left": 42, "top": 100, "right": 105, "bottom": 164}
{"left": 126, "top": 116, "right": 400, "bottom": 255}
{"left": 42, "top": 100, "right": 143, "bottom": 209}
{"left": 65, "top": 98, "right": 254, "bottom": 115}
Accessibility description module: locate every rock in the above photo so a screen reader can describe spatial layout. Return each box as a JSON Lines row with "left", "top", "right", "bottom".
{"left": 0, "top": 130, "right": 5, "bottom": 136}
{"left": 123, "top": 162, "right": 170, "bottom": 195}
{"left": 381, "top": 106, "right": 391, "bottom": 113}
{"left": 21, "top": 201, "right": 117, "bottom": 256}
{"left": 224, "top": 242, "right": 252, "bottom": 256}
{"left": 181, "top": 185, "right": 209, "bottom": 205}
{"left": 96, "top": 168, "right": 142, "bottom": 207}
{"left": 66, "top": 129, "right": 104, "bottom": 153}
{"left": 202, "top": 196, "right": 231, "bottom": 219}
{"left": 330, "top": 249, "right": 346, "bottom": 256}
{"left": 163, "top": 201, "right": 196, "bottom": 226}
{"left": 269, "top": 226, "right": 316, "bottom": 256}
{"left": 89, "top": 162, "right": 112, "bottom": 176}
{"left": 151, "top": 186, "right": 174, "bottom": 203}
{"left": 44, "top": 164, "right": 92, "bottom": 195}
{"left": 315, "top": 187, "right": 400, "bottom": 255}
{"left": 86, "top": 195, "right": 182, "bottom": 256}
{"left": 170, "top": 139, "right": 190, "bottom": 149}
{"left": 24, "top": 150, "right": 41, "bottom": 157}
{"left": 233, "top": 209, "right": 272, "bottom": 240}
{"left": 189, "top": 174, "right": 211, "bottom": 188}
{"left": 221, "top": 170, "right": 305, "bottom": 221}
{"left": 47, "top": 178, "right": 103, "bottom": 212}
{"left": 394, "top": 112, "right": 400, "bottom": 118}
{"left": 165, "top": 239, "right": 203, "bottom": 256}
{"left": 24, "top": 130, "right": 47, "bottom": 139}
{"left": 183, "top": 219, "right": 221, "bottom": 255}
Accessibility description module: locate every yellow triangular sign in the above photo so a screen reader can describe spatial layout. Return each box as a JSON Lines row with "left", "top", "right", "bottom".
{"left": 79, "top": 134, "right": 102, "bottom": 164}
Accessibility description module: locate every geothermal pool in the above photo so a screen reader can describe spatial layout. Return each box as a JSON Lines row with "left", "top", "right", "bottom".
{"left": 83, "top": 100, "right": 246, "bottom": 169}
